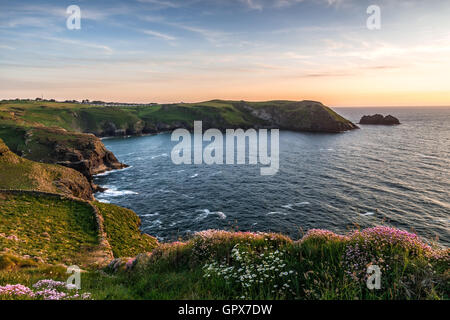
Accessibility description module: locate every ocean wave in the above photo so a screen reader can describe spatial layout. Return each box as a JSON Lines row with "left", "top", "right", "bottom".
{"left": 94, "top": 166, "right": 133, "bottom": 177}
{"left": 190, "top": 173, "right": 199, "bottom": 178}
{"left": 141, "top": 212, "right": 160, "bottom": 217}
{"left": 267, "top": 211, "right": 287, "bottom": 216}
{"left": 359, "top": 212, "right": 375, "bottom": 217}
{"left": 151, "top": 153, "right": 168, "bottom": 159}
{"left": 319, "top": 148, "right": 335, "bottom": 152}
{"left": 195, "top": 209, "right": 226, "bottom": 221}
{"left": 101, "top": 186, "right": 138, "bottom": 197}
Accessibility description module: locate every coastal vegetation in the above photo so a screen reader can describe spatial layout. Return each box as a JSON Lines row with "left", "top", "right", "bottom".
{"left": 1, "top": 227, "right": 448, "bottom": 300}
{"left": 0, "top": 99, "right": 448, "bottom": 301}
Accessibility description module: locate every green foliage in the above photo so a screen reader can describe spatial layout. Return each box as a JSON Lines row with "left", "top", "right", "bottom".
{"left": 102, "top": 229, "right": 449, "bottom": 300}
{"left": 0, "top": 228, "right": 448, "bottom": 300}
{"left": 94, "top": 202, "right": 158, "bottom": 258}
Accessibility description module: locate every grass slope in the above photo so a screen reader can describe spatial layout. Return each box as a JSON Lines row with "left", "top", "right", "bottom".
{"left": 0, "top": 138, "right": 93, "bottom": 199}
{"left": 94, "top": 202, "right": 158, "bottom": 258}
{"left": 0, "top": 191, "right": 157, "bottom": 264}
{"left": 0, "top": 192, "right": 99, "bottom": 265}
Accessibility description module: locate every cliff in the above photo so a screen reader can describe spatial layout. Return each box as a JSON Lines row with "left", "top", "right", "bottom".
{"left": 234, "top": 100, "right": 358, "bottom": 133}
{"left": 0, "top": 138, "right": 94, "bottom": 200}
{"left": 0, "top": 99, "right": 356, "bottom": 183}
{"left": 0, "top": 125, "right": 126, "bottom": 191}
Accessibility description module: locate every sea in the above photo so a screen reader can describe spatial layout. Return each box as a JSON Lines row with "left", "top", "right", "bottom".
{"left": 94, "top": 107, "right": 450, "bottom": 245}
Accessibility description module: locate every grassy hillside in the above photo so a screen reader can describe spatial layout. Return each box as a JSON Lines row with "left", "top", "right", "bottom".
{"left": 0, "top": 138, "right": 93, "bottom": 200}
{"left": 0, "top": 192, "right": 99, "bottom": 266}
{"left": 1, "top": 227, "right": 448, "bottom": 300}
{"left": 0, "top": 192, "right": 158, "bottom": 267}
{"left": 0, "top": 99, "right": 356, "bottom": 138}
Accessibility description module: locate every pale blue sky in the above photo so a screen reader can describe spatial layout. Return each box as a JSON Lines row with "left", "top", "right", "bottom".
{"left": 1, "top": 0, "right": 449, "bottom": 105}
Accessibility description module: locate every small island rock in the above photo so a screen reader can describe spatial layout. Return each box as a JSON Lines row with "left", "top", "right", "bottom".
{"left": 359, "top": 114, "right": 400, "bottom": 125}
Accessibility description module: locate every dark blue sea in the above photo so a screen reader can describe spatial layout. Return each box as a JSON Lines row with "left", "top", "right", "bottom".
{"left": 94, "top": 107, "right": 450, "bottom": 245}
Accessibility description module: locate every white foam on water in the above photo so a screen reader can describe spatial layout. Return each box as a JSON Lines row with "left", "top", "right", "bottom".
{"left": 359, "top": 212, "right": 375, "bottom": 217}
{"left": 267, "top": 211, "right": 287, "bottom": 216}
{"left": 152, "top": 220, "right": 162, "bottom": 228}
{"left": 102, "top": 186, "right": 138, "bottom": 197}
{"left": 141, "top": 212, "right": 160, "bottom": 217}
{"left": 98, "top": 199, "right": 110, "bottom": 204}
{"left": 216, "top": 211, "right": 227, "bottom": 219}
{"left": 281, "top": 202, "right": 310, "bottom": 211}
{"left": 295, "top": 202, "right": 310, "bottom": 206}
{"left": 195, "top": 209, "right": 227, "bottom": 221}
{"left": 151, "top": 153, "right": 168, "bottom": 159}
{"left": 95, "top": 166, "right": 133, "bottom": 177}
{"left": 210, "top": 171, "right": 222, "bottom": 177}
{"left": 190, "top": 173, "right": 198, "bottom": 178}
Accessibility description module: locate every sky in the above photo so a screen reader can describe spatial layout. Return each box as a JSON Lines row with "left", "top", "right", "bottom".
{"left": 0, "top": 0, "right": 449, "bottom": 106}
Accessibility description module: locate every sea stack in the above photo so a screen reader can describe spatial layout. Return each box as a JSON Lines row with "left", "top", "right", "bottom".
{"left": 359, "top": 114, "right": 400, "bottom": 125}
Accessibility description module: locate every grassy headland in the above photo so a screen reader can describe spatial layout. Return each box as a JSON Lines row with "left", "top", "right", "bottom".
{"left": 0, "top": 99, "right": 356, "bottom": 195}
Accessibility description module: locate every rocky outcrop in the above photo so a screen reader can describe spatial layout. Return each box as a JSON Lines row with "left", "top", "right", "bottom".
{"left": 359, "top": 114, "right": 400, "bottom": 125}
{"left": 234, "top": 101, "right": 359, "bottom": 133}
{"left": 0, "top": 138, "right": 94, "bottom": 200}
{"left": 6, "top": 127, "right": 127, "bottom": 192}
{"left": 53, "top": 134, "right": 127, "bottom": 177}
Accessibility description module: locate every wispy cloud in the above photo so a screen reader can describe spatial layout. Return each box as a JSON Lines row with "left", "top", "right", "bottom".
{"left": 137, "top": 0, "right": 185, "bottom": 9}
{"left": 42, "top": 36, "right": 114, "bottom": 54}
{"left": 141, "top": 29, "right": 176, "bottom": 41}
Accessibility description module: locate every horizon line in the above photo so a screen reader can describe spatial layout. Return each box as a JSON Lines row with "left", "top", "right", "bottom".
{"left": 2, "top": 97, "right": 450, "bottom": 109}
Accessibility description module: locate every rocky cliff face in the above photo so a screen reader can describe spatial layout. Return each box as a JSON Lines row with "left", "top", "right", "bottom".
{"left": 359, "top": 114, "right": 400, "bottom": 125}
{"left": 235, "top": 101, "right": 358, "bottom": 133}
{"left": 0, "top": 138, "right": 94, "bottom": 200}
{"left": 12, "top": 127, "right": 127, "bottom": 192}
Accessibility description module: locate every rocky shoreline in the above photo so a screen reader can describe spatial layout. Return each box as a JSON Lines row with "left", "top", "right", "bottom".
{"left": 0, "top": 99, "right": 359, "bottom": 197}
